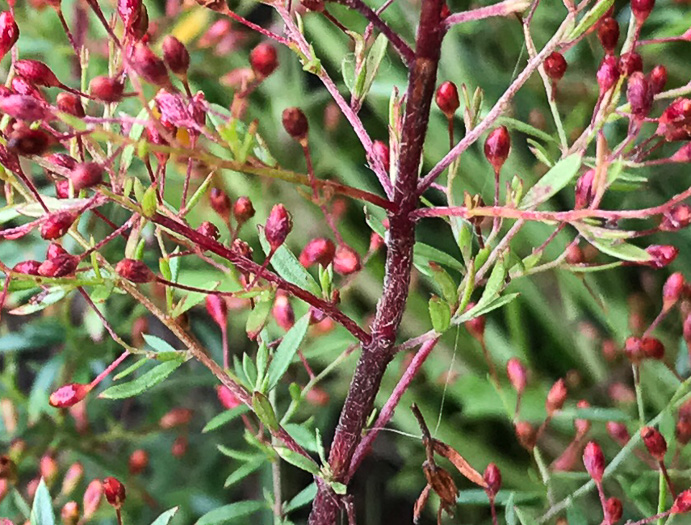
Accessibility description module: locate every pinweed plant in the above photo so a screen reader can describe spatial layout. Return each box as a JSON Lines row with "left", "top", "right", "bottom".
{"left": 1, "top": 0, "right": 691, "bottom": 523}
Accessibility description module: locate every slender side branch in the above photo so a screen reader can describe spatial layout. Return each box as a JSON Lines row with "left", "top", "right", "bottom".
{"left": 445, "top": 0, "right": 531, "bottom": 28}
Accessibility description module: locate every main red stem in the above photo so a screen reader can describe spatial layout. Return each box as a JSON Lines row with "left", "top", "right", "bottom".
{"left": 308, "top": 1, "right": 445, "bottom": 522}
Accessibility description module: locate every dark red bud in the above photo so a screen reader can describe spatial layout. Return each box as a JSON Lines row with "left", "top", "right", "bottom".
{"left": 11, "top": 75, "right": 46, "bottom": 101}
{"left": 282, "top": 107, "right": 309, "bottom": 141}
{"left": 128, "top": 450, "right": 148, "bottom": 475}
{"left": 38, "top": 254, "right": 78, "bottom": 277}
{"left": 640, "top": 337, "right": 664, "bottom": 360}
{"left": 544, "top": 52, "right": 567, "bottom": 82}
{"left": 115, "top": 258, "right": 154, "bottom": 283}
{"left": 663, "top": 272, "right": 685, "bottom": 311}
{"left": 305, "top": 386, "right": 330, "bottom": 406}
{"left": 299, "top": 237, "right": 336, "bottom": 267}
{"left": 619, "top": 52, "right": 643, "bottom": 77}
{"left": 373, "top": 140, "right": 390, "bottom": 173}
{"left": 171, "top": 435, "right": 188, "bottom": 457}
{"left": 70, "top": 162, "right": 103, "bottom": 191}
{"left": 483, "top": 463, "right": 501, "bottom": 496}
{"left": 624, "top": 336, "right": 643, "bottom": 363}
{"left": 645, "top": 245, "right": 678, "bottom": 268}
{"left": 672, "top": 490, "right": 691, "bottom": 514}
{"left": 273, "top": 292, "right": 295, "bottom": 331}
{"left": 435, "top": 81, "right": 460, "bottom": 118}
{"left": 233, "top": 196, "right": 255, "bottom": 224}
{"left": 631, "top": 0, "right": 655, "bottom": 24}
{"left": 102, "top": 477, "right": 126, "bottom": 508}
{"left": 464, "top": 303, "right": 485, "bottom": 340}
{"left": 627, "top": 71, "right": 652, "bottom": 119}
{"left": 484, "top": 126, "right": 510, "bottom": 173}
{"left": 47, "top": 242, "right": 68, "bottom": 260}
{"left": 606, "top": 421, "right": 630, "bottom": 446}
{"left": 641, "top": 426, "right": 667, "bottom": 461}
{"left": 56, "top": 93, "right": 85, "bottom": 118}
{"left": 506, "top": 358, "right": 527, "bottom": 393}
{"left": 118, "top": 0, "right": 142, "bottom": 29}
{"left": 265, "top": 204, "right": 292, "bottom": 251}
{"left": 597, "top": 56, "right": 620, "bottom": 93}
{"left": 55, "top": 180, "right": 69, "bottom": 198}
{"left": 676, "top": 417, "right": 691, "bottom": 445}
{"left": 209, "top": 187, "right": 231, "bottom": 218}
{"left": 49, "top": 383, "right": 90, "bottom": 407}
{"left": 565, "top": 244, "right": 584, "bottom": 264}
{"left": 12, "top": 260, "right": 41, "bottom": 275}
{"left": 546, "top": 378, "right": 568, "bottom": 416}
{"left": 0, "top": 94, "right": 50, "bottom": 121}
{"left": 0, "top": 11, "right": 19, "bottom": 62}
{"left": 216, "top": 385, "right": 241, "bottom": 410}
{"left": 649, "top": 65, "right": 667, "bottom": 95}
{"left": 162, "top": 36, "right": 190, "bottom": 78}
{"left": 131, "top": 43, "right": 171, "bottom": 88}
{"left": 605, "top": 497, "right": 623, "bottom": 523}
{"left": 249, "top": 42, "right": 278, "bottom": 78}
{"left": 583, "top": 441, "right": 605, "bottom": 482}
{"left": 197, "top": 221, "right": 220, "bottom": 240}
{"left": 205, "top": 296, "right": 227, "bottom": 330}
{"left": 14, "top": 59, "right": 61, "bottom": 88}
{"left": 333, "top": 244, "right": 361, "bottom": 275}
{"left": 656, "top": 98, "right": 691, "bottom": 142}
{"left": 514, "top": 421, "right": 536, "bottom": 450}
{"left": 89, "top": 76, "right": 125, "bottom": 103}
{"left": 597, "top": 17, "right": 619, "bottom": 54}
{"left": 7, "top": 127, "right": 51, "bottom": 156}
{"left": 40, "top": 212, "right": 77, "bottom": 240}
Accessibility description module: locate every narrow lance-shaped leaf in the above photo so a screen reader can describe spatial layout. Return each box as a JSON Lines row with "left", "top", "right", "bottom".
{"left": 30, "top": 478, "right": 55, "bottom": 525}
{"left": 100, "top": 359, "right": 184, "bottom": 399}
{"left": 519, "top": 154, "right": 582, "bottom": 209}
{"left": 266, "top": 314, "right": 310, "bottom": 391}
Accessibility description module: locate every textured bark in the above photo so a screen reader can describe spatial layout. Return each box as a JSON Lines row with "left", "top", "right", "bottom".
{"left": 308, "top": 1, "right": 445, "bottom": 522}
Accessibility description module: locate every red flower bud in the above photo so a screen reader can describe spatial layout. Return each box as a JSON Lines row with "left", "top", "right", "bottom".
{"left": 640, "top": 337, "right": 664, "bottom": 360}
{"left": 605, "top": 497, "right": 623, "bottom": 523}
{"left": 118, "top": 0, "right": 141, "bottom": 30}
{"left": 506, "top": 358, "right": 527, "bottom": 393}
{"left": 11, "top": 75, "right": 46, "bottom": 101}
{"left": 565, "top": 244, "right": 584, "bottom": 264}
{"left": 205, "top": 295, "right": 228, "bottom": 328}
{"left": 233, "top": 196, "right": 255, "bottom": 225}
{"left": 606, "top": 421, "right": 630, "bottom": 446}
{"left": 672, "top": 490, "right": 691, "bottom": 514}
{"left": 597, "top": 56, "right": 620, "bottom": 93}
{"left": 483, "top": 463, "right": 501, "bottom": 497}
{"left": 484, "top": 126, "right": 510, "bottom": 173}
{"left": 89, "top": 76, "right": 125, "bottom": 103}
{"left": 116, "top": 258, "right": 154, "bottom": 283}
{"left": 6, "top": 127, "right": 51, "bottom": 156}
{"left": 38, "top": 252, "right": 77, "bottom": 276}
{"left": 0, "top": 12, "right": 18, "bottom": 62}
{"left": 619, "top": 52, "right": 643, "bottom": 77}
{"left": 41, "top": 212, "right": 77, "bottom": 240}
{"left": 583, "top": 441, "right": 605, "bottom": 482}
{"left": 216, "top": 385, "right": 241, "bottom": 410}
{"left": 631, "top": 0, "right": 654, "bottom": 24}
{"left": 597, "top": 17, "right": 619, "bottom": 54}
{"left": 249, "top": 42, "right": 278, "bottom": 78}
{"left": 624, "top": 336, "right": 643, "bottom": 363}
{"left": 273, "top": 292, "right": 295, "bottom": 331}
{"left": 265, "top": 204, "right": 292, "bottom": 251}
{"left": 464, "top": 304, "right": 486, "bottom": 340}
{"left": 435, "top": 81, "right": 459, "bottom": 118}
{"left": 49, "top": 383, "right": 91, "bottom": 408}
{"left": 649, "top": 65, "right": 667, "bottom": 95}
{"left": 82, "top": 480, "right": 103, "bottom": 519}
{"left": 546, "top": 378, "right": 568, "bottom": 416}
{"left": 544, "top": 52, "right": 567, "bottom": 82}
{"left": 676, "top": 417, "right": 691, "bottom": 445}
{"left": 40, "top": 454, "right": 58, "bottom": 486}
{"left": 656, "top": 98, "right": 691, "bottom": 141}
{"left": 14, "top": 59, "right": 62, "bottom": 88}
{"left": 47, "top": 242, "right": 68, "bottom": 260}
{"left": 128, "top": 449, "right": 149, "bottom": 475}
{"left": 282, "top": 107, "right": 309, "bottom": 141}
{"left": 305, "top": 386, "right": 330, "bottom": 406}
{"left": 333, "top": 244, "right": 361, "bottom": 275}
{"left": 172, "top": 435, "right": 188, "bottom": 457}
{"left": 159, "top": 407, "right": 192, "bottom": 428}
{"left": 514, "top": 421, "right": 536, "bottom": 450}
{"left": 56, "top": 93, "right": 85, "bottom": 118}
{"left": 131, "top": 43, "right": 171, "bottom": 88}
{"left": 197, "top": 221, "right": 220, "bottom": 240}
{"left": 641, "top": 426, "right": 667, "bottom": 461}
{"left": 575, "top": 399, "right": 591, "bottom": 436}
{"left": 627, "top": 71, "right": 652, "bottom": 119}
{"left": 373, "top": 140, "right": 390, "bottom": 173}
{"left": 70, "top": 162, "right": 103, "bottom": 191}
{"left": 0, "top": 94, "right": 51, "bottom": 121}
{"left": 645, "top": 245, "right": 678, "bottom": 268}
{"left": 299, "top": 237, "right": 336, "bottom": 267}
{"left": 661, "top": 204, "right": 691, "bottom": 232}
{"left": 162, "top": 36, "right": 190, "bottom": 76}
{"left": 663, "top": 272, "right": 685, "bottom": 311}
{"left": 103, "top": 477, "right": 126, "bottom": 508}
{"left": 209, "top": 187, "right": 231, "bottom": 218}
{"left": 13, "top": 260, "right": 41, "bottom": 275}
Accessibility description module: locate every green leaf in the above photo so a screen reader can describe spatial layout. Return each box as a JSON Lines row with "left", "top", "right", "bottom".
{"left": 113, "top": 358, "right": 148, "bottom": 380}
{"left": 429, "top": 262, "right": 458, "bottom": 305}
{"left": 223, "top": 459, "right": 263, "bottom": 487}
{"left": 30, "top": 478, "right": 55, "bottom": 525}
{"left": 141, "top": 185, "right": 157, "bottom": 218}
{"left": 497, "top": 116, "right": 559, "bottom": 145}
{"left": 454, "top": 293, "right": 520, "bottom": 324}
{"left": 414, "top": 242, "right": 464, "bottom": 273}
{"left": 259, "top": 232, "right": 321, "bottom": 295}
{"left": 245, "top": 289, "right": 275, "bottom": 340}
{"left": 252, "top": 391, "right": 279, "bottom": 431}
{"left": 568, "top": 0, "right": 616, "bottom": 40}
{"left": 195, "top": 501, "right": 265, "bottom": 525}
{"left": 143, "top": 334, "right": 178, "bottom": 353}
{"left": 329, "top": 481, "right": 347, "bottom": 495}
{"left": 274, "top": 446, "right": 320, "bottom": 476}
{"left": 429, "top": 296, "right": 451, "bottom": 333}
{"left": 519, "top": 154, "right": 582, "bottom": 209}
{"left": 150, "top": 507, "right": 179, "bottom": 525}
{"left": 100, "top": 360, "right": 183, "bottom": 399}
{"left": 555, "top": 406, "right": 631, "bottom": 422}
{"left": 9, "top": 287, "right": 68, "bottom": 315}
{"left": 357, "top": 33, "right": 388, "bottom": 101}
{"left": 477, "top": 258, "right": 506, "bottom": 308}
{"left": 578, "top": 226, "right": 652, "bottom": 263}
{"left": 120, "top": 106, "right": 149, "bottom": 172}
{"left": 505, "top": 493, "right": 517, "bottom": 525}
{"left": 203, "top": 405, "right": 250, "bottom": 433}
{"left": 266, "top": 314, "right": 310, "bottom": 391}
{"left": 284, "top": 482, "right": 317, "bottom": 513}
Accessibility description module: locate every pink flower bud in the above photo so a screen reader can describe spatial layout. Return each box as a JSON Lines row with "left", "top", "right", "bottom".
{"left": 47, "top": 242, "right": 68, "bottom": 260}
{"left": 0, "top": 12, "right": 19, "bottom": 62}
{"left": 40, "top": 212, "right": 77, "bottom": 240}
{"left": 38, "top": 254, "right": 78, "bottom": 277}
{"left": 273, "top": 292, "right": 295, "bottom": 331}
{"left": 663, "top": 272, "right": 685, "bottom": 311}
{"left": 649, "top": 65, "right": 667, "bottom": 95}
{"left": 216, "top": 385, "right": 241, "bottom": 410}
{"left": 61, "top": 462, "right": 84, "bottom": 496}
{"left": 645, "top": 245, "right": 678, "bottom": 268}
{"left": 0, "top": 94, "right": 50, "bottom": 121}
{"left": 506, "top": 358, "right": 527, "bottom": 393}
{"left": 49, "top": 383, "right": 91, "bottom": 408}
{"left": 464, "top": 304, "right": 486, "bottom": 340}
{"left": 7, "top": 127, "right": 51, "bottom": 156}
{"left": 435, "top": 81, "right": 459, "bottom": 118}
{"left": 131, "top": 43, "right": 171, "bottom": 88}
{"left": 564, "top": 244, "right": 584, "bottom": 265}
{"left": 172, "top": 435, "right": 188, "bottom": 457}
{"left": 11, "top": 74, "right": 47, "bottom": 102}
{"left": 40, "top": 454, "right": 58, "bottom": 486}
{"left": 14, "top": 59, "right": 62, "bottom": 88}
{"left": 676, "top": 417, "right": 691, "bottom": 445}
{"left": 89, "top": 76, "right": 125, "bottom": 103}
{"left": 56, "top": 93, "right": 85, "bottom": 118}
{"left": 116, "top": 258, "right": 154, "bottom": 283}
{"left": 484, "top": 126, "right": 511, "bottom": 173}
{"left": 197, "top": 221, "right": 220, "bottom": 240}
{"left": 606, "top": 421, "right": 630, "bottom": 446}
{"left": 624, "top": 336, "right": 643, "bottom": 363}
{"left": 597, "top": 17, "right": 619, "bottom": 54}
{"left": 233, "top": 196, "right": 255, "bottom": 225}
{"left": 305, "top": 386, "right": 330, "bottom": 406}
{"left": 657, "top": 98, "right": 691, "bottom": 141}
{"left": 159, "top": 407, "right": 193, "bottom": 428}
{"left": 265, "top": 204, "right": 292, "bottom": 251}
{"left": 209, "top": 187, "right": 231, "bottom": 218}
{"left": 546, "top": 378, "right": 568, "bottom": 416}
{"left": 205, "top": 295, "right": 228, "bottom": 328}
{"left": 282, "top": 107, "right": 309, "bottom": 141}
{"left": 373, "top": 140, "right": 390, "bottom": 173}
{"left": 544, "top": 52, "right": 567, "bottom": 82}
{"left": 672, "top": 490, "right": 691, "bottom": 514}
{"left": 619, "top": 52, "right": 643, "bottom": 77}
{"left": 118, "top": 0, "right": 141, "bottom": 29}
{"left": 128, "top": 449, "right": 149, "bottom": 475}
{"left": 483, "top": 463, "right": 501, "bottom": 497}
{"left": 103, "top": 477, "right": 126, "bottom": 509}
{"left": 641, "top": 426, "right": 667, "bottom": 462}
{"left": 670, "top": 143, "right": 691, "bottom": 163}
{"left": 162, "top": 35, "right": 190, "bottom": 77}
{"left": 369, "top": 231, "right": 384, "bottom": 252}
{"left": 627, "top": 71, "right": 652, "bottom": 119}
{"left": 299, "top": 237, "right": 336, "bottom": 267}
{"left": 249, "top": 42, "right": 278, "bottom": 78}
{"left": 70, "top": 162, "right": 103, "bottom": 191}
{"left": 13, "top": 260, "right": 41, "bottom": 275}
{"left": 333, "top": 244, "right": 361, "bottom": 275}
{"left": 514, "top": 421, "right": 536, "bottom": 450}
{"left": 640, "top": 337, "right": 664, "bottom": 360}
{"left": 605, "top": 497, "right": 623, "bottom": 523}
{"left": 82, "top": 480, "right": 103, "bottom": 519}
{"left": 583, "top": 441, "right": 605, "bottom": 482}
{"left": 61, "top": 501, "right": 79, "bottom": 525}
{"left": 631, "top": 0, "right": 654, "bottom": 24}
{"left": 575, "top": 399, "right": 591, "bottom": 435}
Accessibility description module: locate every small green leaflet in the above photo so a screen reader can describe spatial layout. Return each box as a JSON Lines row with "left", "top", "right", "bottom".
{"left": 224, "top": 459, "right": 263, "bottom": 487}
{"left": 578, "top": 225, "right": 652, "bottom": 263}
{"left": 203, "top": 405, "right": 250, "bottom": 433}
{"left": 568, "top": 0, "right": 616, "bottom": 40}
{"left": 520, "top": 154, "right": 582, "bottom": 209}
{"left": 274, "top": 446, "right": 320, "bottom": 476}
{"left": 100, "top": 360, "right": 183, "bottom": 399}
{"left": 284, "top": 482, "right": 317, "bottom": 513}
{"left": 9, "top": 288, "right": 68, "bottom": 316}
{"left": 266, "top": 314, "right": 310, "bottom": 391}
{"left": 143, "top": 334, "right": 178, "bottom": 353}
{"left": 259, "top": 231, "right": 321, "bottom": 295}
{"left": 30, "top": 478, "right": 55, "bottom": 525}
{"left": 150, "top": 507, "right": 179, "bottom": 525}
{"left": 194, "top": 501, "right": 265, "bottom": 525}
